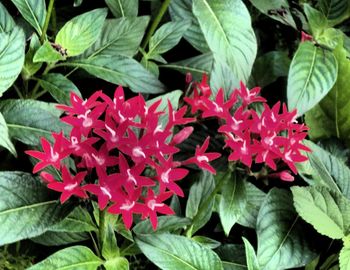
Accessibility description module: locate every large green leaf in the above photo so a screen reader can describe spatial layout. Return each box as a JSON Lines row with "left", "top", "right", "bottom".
{"left": 22, "top": 34, "right": 42, "bottom": 79}
{"left": 0, "top": 99, "right": 68, "bottom": 145}
{"left": 318, "top": 0, "right": 350, "bottom": 26}
{"left": 104, "top": 257, "right": 129, "bottom": 270}
{"left": 257, "top": 188, "right": 317, "bottom": 270}
{"left": 287, "top": 42, "right": 338, "bottom": 116}
{"left": 169, "top": 0, "right": 210, "bottom": 53}
{"left": 218, "top": 171, "right": 247, "bottom": 236}
{"left": 0, "top": 112, "right": 16, "bottom": 156}
{"left": 291, "top": 186, "right": 350, "bottom": 239}
{"left": 186, "top": 170, "right": 215, "bottom": 236}
{"left": 0, "top": 2, "right": 15, "bottom": 33}
{"left": 215, "top": 244, "right": 247, "bottom": 270}
{"left": 340, "top": 237, "right": 350, "bottom": 270}
{"left": 133, "top": 216, "right": 191, "bottom": 235}
{"left": 303, "top": 4, "right": 328, "bottom": 39}
{"left": 68, "top": 55, "right": 164, "bottom": 94}
{"left": 193, "top": 0, "right": 257, "bottom": 82}
{"left": 81, "top": 17, "right": 149, "bottom": 58}
{"left": 248, "top": 0, "right": 296, "bottom": 28}
{"left": 102, "top": 224, "right": 119, "bottom": 260}
{"left": 161, "top": 52, "right": 213, "bottom": 81}
{"left": 39, "top": 73, "right": 81, "bottom": 105}
{"left": 250, "top": 51, "right": 291, "bottom": 88}
{"left": 105, "top": 0, "right": 138, "bottom": 17}
{"left": 0, "top": 27, "right": 25, "bottom": 96}
{"left": 136, "top": 234, "right": 223, "bottom": 270}
{"left": 148, "top": 20, "right": 191, "bottom": 58}
{"left": 296, "top": 140, "right": 350, "bottom": 200}
{"left": 10, "top": 0, "right": 46, "bottom": 35}
{"left": 31, "top": 231, "right": 90, "bottom": 246}
{"left": 55, "top": 8, "right": 107, "bottom": 57}
{"left": 0, "top": 172, "right": 69, "bottom": 246}
{"left": 306, "top": 45, "right": 350, "bottom": 146}
{"left": 33, "top": 41, "right": 65, "bottom": 63}
{"left": 28, "top": 246, "right": 103, "bottom": 270}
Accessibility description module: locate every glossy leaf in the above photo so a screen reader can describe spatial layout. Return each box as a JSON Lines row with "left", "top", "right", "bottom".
{"left": 102, "top": 224, "right": 119, "bottom": 260}
{"left": 257, "top": 188, "right": 317, "bottom": 270}
{"left": 105, "top": 0, "right": 138, "bottom": 17}
{"left": 192, "top": 236, "right": 221, "bottom": 249}
{"left": 249, "top": 0, "right": 296, "bottom": 28}
{"left": 340, "top": 237, "right": 350, "bottom": 270}
{"left": 133, "top": 216, "right": 191, "bottom": 235}
{"left": 0, "top": 112, "right": 16, "bottom": 156}
{"left": 22, "top": 34, "right": 42, "bottom": 79}
{"left": 28, "top": 246, "right": 103, "bottom": 270}
{"left": 193, "top": 0, "right": 257, "bottom": 82}
{"left": 186, "top": 170, "right": 215, "bottom": 236}
{"left": 68, "top": 55, "right": 164, "bottom": 94}
{"left": 0, "top": 27, "right": 25, "bottom": 96}
{"left": 0, "top": 172, "right": 69, "bottom": 246}
{"left": 136, "top": 234, "right": 223, "bottom": 270}
{"left": 148, "top": 20, "right": 191, "bottom": 57}
{"left": 32, "top": 231, "right": 90, "bottom": 246}
{"left": 33, "top": 41, "right": 65, "bottom": 63}
{"left": 169, "top": 0, "right": 210, "bottom": 53}
{"left": 104, "top": 257, "right": 129, "bottom": 270}
{"left": 218, "top": 171, "right": 247, "bottom": 236}
{"left": 0, "top": 99, "right": 68, "bottom": 145}
{"left": 287, "top": 42, "right": 338, "bottom": 116}
{"left": 39, "top": 73, "right": 81, "bottom": 104}
{"left": 303, "top": 4, "right": 328, "bottom": 38}
{"left": 0, "top": 2, "right": 15, "bottom": 33}
{"left": 318, "top": 0, "right": 350, "bottom": 26}
{"left": 82, "top": 17, "right": 149, "bottom": 58}
{"left": 291, "top": 186, "right": 350, "bottom": 239}
{"left": 216, "top": 244, "right": 247, "bottom": 270}
{"left": 55, "top": 8, "right": 108, "bottom": 57}
{"left": 306, "top": 45, "right": 350, "bottom": 146}
{"left": 242, "top": 238, "right": 260, "bottom": 270}
{"left": 10, "top": 0, "right": 46, "bottom": 35}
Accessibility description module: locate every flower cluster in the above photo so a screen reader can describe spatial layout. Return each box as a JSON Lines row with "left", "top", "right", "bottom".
{"left": 184, "top": 75, "right": 310, "bottom": 180}
{"left": 26, "top": 86, "right": 221, "bottom": 229}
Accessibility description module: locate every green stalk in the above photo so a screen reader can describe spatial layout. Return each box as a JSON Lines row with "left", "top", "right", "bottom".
{"left": 98, "top": 208, "right": 106, "bottom": 252}
{"left": 141, "top": 0, "right": 172, "bottom": 50}
{"left": 40, "top": 0, "right": 55, "bottom": 43}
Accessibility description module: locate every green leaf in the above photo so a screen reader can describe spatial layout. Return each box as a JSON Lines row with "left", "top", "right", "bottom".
{"left": 296, "top": 140, "right": 350, "bottom": 200}
{"left": 257, "top": 188, "right": 317, "bottom": 270}
{"left": 291, "top": 186, "right": 350, "bottom": 239}
{"left": 141, "top": 58, "right": 159, "bottom": 77}
{"left": 250, "top": 51, "right": 291, "bottom": 88}
{"left": 22, "top": 34, "right": 42, "bottom": 79}
{"left": 318, "top": 0, "right": 350, "bottom": 26}
{"left": 193, "top": 0, "right": 257, "bottom": 82}
{"left": 287, "top": 42, "right": 338, "bottom": 116}
{"left": 148, "top": 20, "right": 191, "bottom": 57}
{"left": 218, "top": 171, "right": 247, "bottom": 236}
{"left": 0, "top": 112, "right": 16, "bottom": 156}
{"left": 31, "top": 231, "right": 90, "bottom": 246}
{"left": 169, "top": 0, "right": 210, "bottom": 53}
{"left": 161, "top": 52, "right": 213, "bottom": 81}
{"left": 237, "top": 182, "right": 266, "bottom": 229}
{"left": 0, "top": 99, "right": 68, "bottom": 145}
{"left": 0, "top": 171, "right": 69, "bottom": 246}
{"left": 306, "top": 44, "right": 350, "bottom": 146}
{"left": 55, "top": 8, "right": 108, "bottom": 57}
{"left": 10, "top": 0, "right": 46, "bottom": 35}
{"left": 81, "top": 17, "right": 149, "bottom": 58}
{"left": 216, "top": 244, "right": 247, "bottom": 270}
{"left": 39, "top": 73, "right": 81, "bottom": 104}
{"left": 102, "top": 224, "right": 119, "bottom": 260}
{"left": 27, "top": 246, "right": 103, "bottom": 270}
{"left": 136, "top": 234, "right": 223, "bottom": 270}
{"left": 105, "top": 0, "right": 138, "bottom": 17}
{"left": 192, "top": 236, "right": 221, "bottom": 249}
{"left": 0, "top": 2, "right": 15, "bottom": 33}
{"left": 68, "top": 55, "right": 164, "bottom": 94}
{"left": 0, "top": 27, "right": 25, "bottom": 96}
{"left": 303, "top": 4, "right": 328, "bottom": 38}
{"left": 186, "top": 170, "right": 215, "bottom": 236}
{"left": 340, "top": 237, "right": 350, "bottom": 270}
{"left": 104, "top": 257, "right": 129, "bottom": 270}
{"left": 133, "top": 215, "right": 191, "bottom": 235}
{"left": 248, "top": 0, "right": 296, "bottom": 28}
{"left": 242, "top": 238, "right": 260, "bottom": 270}
{"left": 33, "top": 41, "right": 65, "bottom": 63}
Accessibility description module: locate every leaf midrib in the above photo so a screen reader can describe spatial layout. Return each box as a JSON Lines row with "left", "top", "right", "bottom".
{"left": 0, "top": 200, "right": 56, "bottom": 216}
{"left": 23, "top": 0, "right": 42, "bottom": 35}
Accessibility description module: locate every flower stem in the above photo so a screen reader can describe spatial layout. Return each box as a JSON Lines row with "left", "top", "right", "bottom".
{"left": 141, "top": 0, "right": 172, "bottom": 50}
{"left": 98, "top": 208, "right": 106, "bottom": 252}
{"left": 40, "top": 0, "right": 55, "bottom": 43}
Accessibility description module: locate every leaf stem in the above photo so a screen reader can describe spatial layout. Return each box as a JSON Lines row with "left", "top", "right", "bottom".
{"left": 40, "top": 0, "right": 55, "bottom": 43}
{"left": 31, "top": 64, "right": 54, "bottom": 99}
{"left": 141, "top": 0, "right": 172, "bottom": 50}
{"left": 13, "top": 84, "right": 24, "bottom": 99}
{"left": 98, "top": 208, "right": 106, "bottom": 252}
{"left": 89, "top": 232, "right": 101, "bottom": 258}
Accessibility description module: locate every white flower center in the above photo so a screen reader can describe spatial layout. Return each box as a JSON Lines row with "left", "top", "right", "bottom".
{"left": 132, "top": 147, "right": 146, "bottom": 158}
{"left": 127, "top": 169, "right": 137, "bottom": 185}
{"left": 101, "top": 187, "right": 112, "bottom": 199}
{"left": 50, "top": 147, "right": 59, "bottom": 162}
{"left": 64, "top": 182, "right": 78, "bottom": 191}
{"left": 120, "top": 200, "right": 135, "bottom": 211}
{"left": 197, "top": 155, "right": 209, "bottom": 163}
{"left": 92, "top": 154, "right": 105, "bottom": 166}
{"left": 284, "top": 150, "right": 293, "bottom": 162}
{"left": 161, "top": 168, "right": 171, "bottom": 183}
{"left": 78, "top": 110, "right": 93, "bottom": 128}
{"left": 147, "top": 199, "right": 164, "bottom": 211}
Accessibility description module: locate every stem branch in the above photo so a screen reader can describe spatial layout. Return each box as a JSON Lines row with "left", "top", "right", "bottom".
{"left": 40, "top": 0, "right": 55, "bottom": 43}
